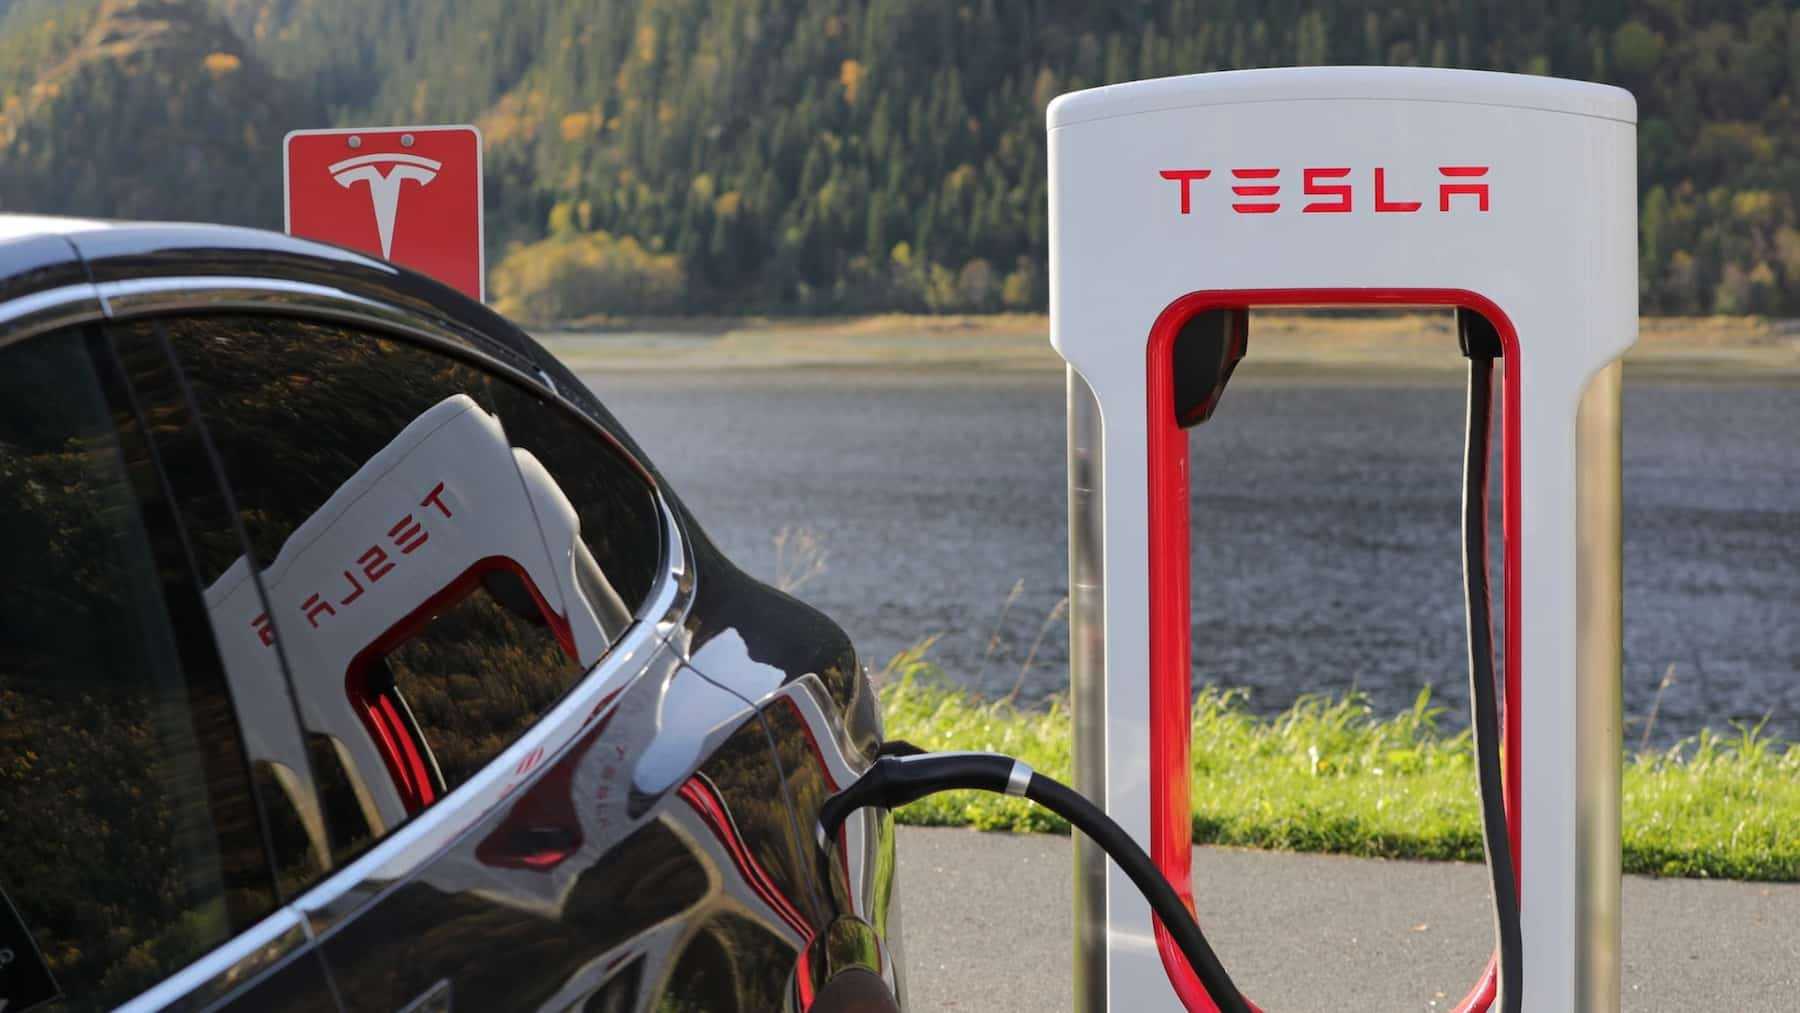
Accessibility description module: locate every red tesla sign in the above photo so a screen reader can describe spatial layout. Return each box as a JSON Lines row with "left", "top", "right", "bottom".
{"left": 284, "top": 124, "right": 485, "bottom": 300}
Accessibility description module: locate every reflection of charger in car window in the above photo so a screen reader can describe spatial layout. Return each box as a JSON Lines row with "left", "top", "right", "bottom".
{"left": 205, "top": 394, "right": 634, "bottom": 835}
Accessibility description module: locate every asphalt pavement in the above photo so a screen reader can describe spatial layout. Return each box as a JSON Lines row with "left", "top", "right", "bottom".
{"left": 895, "top": 826, "right": 1800, "bottom": 1012}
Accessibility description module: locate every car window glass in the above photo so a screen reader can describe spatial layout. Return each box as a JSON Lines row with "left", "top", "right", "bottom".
{"left": 0, "top": 326, "right": 275, "bottom": 1011}
{"left": 140, "top": 314, "right": 664, "bottom": 866}
{"left": 103, "top": 324, "right": 336, "bottom": 895}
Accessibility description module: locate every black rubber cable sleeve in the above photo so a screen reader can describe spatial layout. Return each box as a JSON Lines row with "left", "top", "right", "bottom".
{"left": 816, "top": 752, "right": 1014, "bottom": 842}
{"left": 1463, "top": 355, "right": 1523, "bottom": 1013}
{"left": 818, "top": 754, "right": 1251, "bottom": 1013}
{"left": 1025, "top": 774, "right": 1253, "bottom": 1013}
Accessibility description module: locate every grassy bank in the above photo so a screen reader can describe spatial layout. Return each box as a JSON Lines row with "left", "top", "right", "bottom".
{"left": 877, "top": 644, "right": 1800, "bottom": 882}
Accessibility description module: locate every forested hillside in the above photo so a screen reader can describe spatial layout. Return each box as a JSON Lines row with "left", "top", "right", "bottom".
{"left": 3, "top": 0, "right": 1798, "bottom": 316}
{"left": 0, "top": 0, "right": 320, "bottom": 226}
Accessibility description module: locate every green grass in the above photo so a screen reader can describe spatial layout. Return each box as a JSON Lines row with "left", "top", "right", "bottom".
{"left": 877, "top": 641, "right": 1800, "bottom": 881}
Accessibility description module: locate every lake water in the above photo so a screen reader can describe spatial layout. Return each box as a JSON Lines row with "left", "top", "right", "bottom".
{"left": 585, "top": 367, "right": 1797, "bottom": 745}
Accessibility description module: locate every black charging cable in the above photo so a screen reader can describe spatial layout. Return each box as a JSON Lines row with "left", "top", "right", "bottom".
{"left": 818, "top": 751, "right": 1252, "bottom": 1013}
{"left": 1458, "top": 310, "right": 1522, "bottom": 1013}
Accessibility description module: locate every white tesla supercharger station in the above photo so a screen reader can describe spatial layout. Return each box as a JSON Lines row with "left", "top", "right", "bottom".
{"left": 1050, "top": 68, "right": 1636, "bottom": 1012}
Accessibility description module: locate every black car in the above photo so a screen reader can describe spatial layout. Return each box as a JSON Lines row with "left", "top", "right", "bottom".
{"left": 0, "top": 215, "right": 902, "bottom": 1012}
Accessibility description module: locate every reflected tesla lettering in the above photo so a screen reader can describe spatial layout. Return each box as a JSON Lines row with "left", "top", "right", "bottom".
{"left": 303, "top": 593, "right": 336, "bottom": 628}
{"left": 421, "top": 480, "right": 453, "bottom": 518}
{"left": 257, "top": 481, "right": 457, "bottom": 644}
{"left": 594, "top": 743, "right": 627, "bottom": 804}
{"left": 389, "top": 514, "right": 428, "bottom": 554}
{"left": 359, "top": 545, "right": 395, "bottom": 582}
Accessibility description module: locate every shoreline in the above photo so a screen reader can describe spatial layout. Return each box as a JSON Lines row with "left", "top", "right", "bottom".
{"left": 537, "top": 312, "right": 1800, "bottom": 382}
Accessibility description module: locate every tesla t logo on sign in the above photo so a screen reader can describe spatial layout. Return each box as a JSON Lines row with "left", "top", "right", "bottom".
{"left": 285, "top": 125, "right": 485, "bottom": 300}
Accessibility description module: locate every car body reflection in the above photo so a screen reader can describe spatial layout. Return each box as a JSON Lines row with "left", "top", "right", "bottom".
{"left": 205, "top": 394, "right": 632, "bottom": 838}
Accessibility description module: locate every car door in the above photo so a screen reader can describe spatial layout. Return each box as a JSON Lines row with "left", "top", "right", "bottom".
{"left": 0, "top": 317, "right": 339, "bottom": 1013}
{"left": 127, "top": 304, "right": 826, "bottom": 1012}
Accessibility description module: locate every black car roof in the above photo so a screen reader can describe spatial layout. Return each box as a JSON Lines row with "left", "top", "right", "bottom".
{"left": 0, "top": 213, "right": 655, "bottom": 472}
{"left": 0, "top": 213, "right": 531, "bottom": 367}
{"left": 2, "top": 214, "right": 448, "bottom": 307}
{"left": 0, "top": 213, "right": 120, "bottom": 241}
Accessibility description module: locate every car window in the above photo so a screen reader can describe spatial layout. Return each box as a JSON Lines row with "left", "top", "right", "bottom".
{"left": 0, "top": 325, "right": 276, "bottom": 1011}
{"left": 136, "top": 314, "right": 665, "bottom": 869}
{"left": 102, "top": 324, "right": 336, "bottom": 897}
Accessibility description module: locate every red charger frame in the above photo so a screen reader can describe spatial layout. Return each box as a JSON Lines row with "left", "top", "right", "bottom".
{"left": 1144, "top": 289, "right": 1523, "bottom": 1013}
